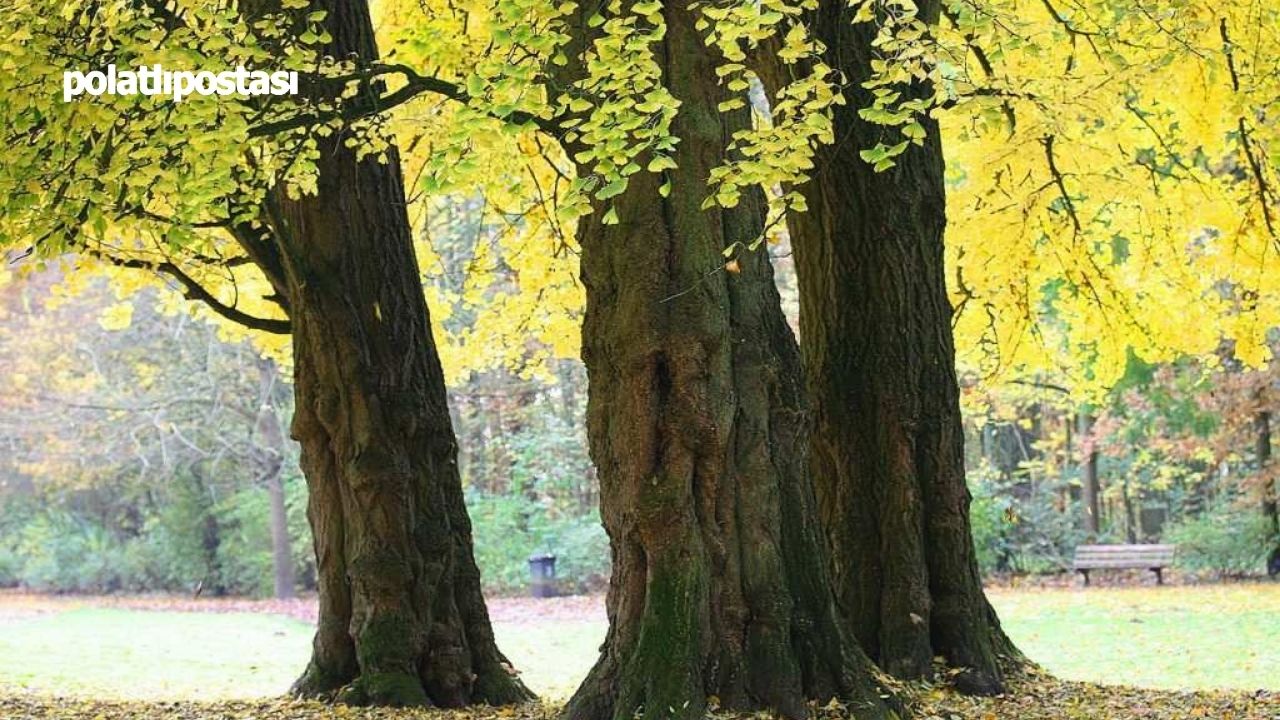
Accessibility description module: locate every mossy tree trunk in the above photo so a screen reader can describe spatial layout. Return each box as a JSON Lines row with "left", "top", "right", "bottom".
{"left": 559, "top": 3, "right": 897, "bottom": 720}
{"left": 776, "top": 0, "right": 1021, "bottom": 695}
{"left": 251, "top": 0, "right": 532, "bottom": 707}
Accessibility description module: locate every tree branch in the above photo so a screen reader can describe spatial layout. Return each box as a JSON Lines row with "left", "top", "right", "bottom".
{"left": 1042, "top": 134, "right": 1083, "bottom": 237}
{"left": 1219, "top": 19, "right": 1278, "bottom": 250}
{"left": 248, "top": 63, "right": 562, "bottom": 139}
{"left": 79, "top": 241, "right": 292, "bottom": 334}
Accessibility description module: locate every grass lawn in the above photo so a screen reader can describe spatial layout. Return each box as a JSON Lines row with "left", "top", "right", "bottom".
{"left": 987, "top": 583, "right": 1280, "bottom": 692}
{"left": 0, "top": 583, "right": 1275, "bottom": 701}
{"left": 0, "top": 609, "right": 312, "bottom": 699}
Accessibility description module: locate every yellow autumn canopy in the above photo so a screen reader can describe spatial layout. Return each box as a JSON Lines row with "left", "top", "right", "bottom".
{"left": 0, "top": 0, "right": 1274, "bottom": 397}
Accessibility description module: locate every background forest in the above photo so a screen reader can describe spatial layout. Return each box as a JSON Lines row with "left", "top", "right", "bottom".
{"left": 2, "top": 260, "right": 1275, "bottom": 598}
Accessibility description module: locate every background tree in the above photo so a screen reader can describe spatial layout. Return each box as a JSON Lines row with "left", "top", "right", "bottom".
{"left": 0, "top": 275, "right": 312, "bottom": 597}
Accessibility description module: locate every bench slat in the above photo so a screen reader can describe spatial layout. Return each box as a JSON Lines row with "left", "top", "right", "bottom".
{"left": 1075, "top": 558, "right": 1172, "bottom": 563}
{"left": 1075, "top": 556, "right": 1175, "bottom": 562}
{"left": 1072, "top": 544, "right": 1176, "bottom": 570}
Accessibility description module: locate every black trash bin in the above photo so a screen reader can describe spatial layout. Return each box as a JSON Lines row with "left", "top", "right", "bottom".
{"left": 528, "top": 553, "right": 557, "bottom": 598}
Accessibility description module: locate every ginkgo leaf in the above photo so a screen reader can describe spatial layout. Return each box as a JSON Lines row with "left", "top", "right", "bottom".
{"left": 98, "top": 302, "right": 134, "bottom": 331}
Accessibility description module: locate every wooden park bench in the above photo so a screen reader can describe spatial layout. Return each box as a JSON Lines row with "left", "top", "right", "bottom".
{"left": 1072, "top": 544, "right": 1177, "bottom": 586}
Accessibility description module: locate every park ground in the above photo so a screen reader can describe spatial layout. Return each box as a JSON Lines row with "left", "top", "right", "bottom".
{"left": 0, "top": 582, "right": 1276, "bottom": 719}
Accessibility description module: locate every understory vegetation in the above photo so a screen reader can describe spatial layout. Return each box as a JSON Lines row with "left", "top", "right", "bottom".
{"left": 0, "top": 285, "right": 609, "bottom": 597}
{"left": 2, "top": 286, "right": 1275, "bottom": 596}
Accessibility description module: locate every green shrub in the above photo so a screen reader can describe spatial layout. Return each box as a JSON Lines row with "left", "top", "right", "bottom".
{"left": 969, "top": 487, "right": 1007, "bottom": 575}
{"left": 539, "top": 513, "right": 610, "bottom": 591}
{"left": 0, "top": 545, "right": 19, "bottom": 588}
{"left": 214, "top": 486, "right": 275, "bottom": 597}
{"left": 466, "top": 490, "right": 609, "bottom": 595}
{"left": 0, "top": 497, "right": 33, "bottom": 587}
{"left": 968, "top": 464, "right": 1085, "bottom": 576}
{"left": 0, "top": 476, "right": 315, "bottom": 597}
{"left": 12, "top": 512, "right": 127, "bottom": 593}
{"left": 129, "top": 495, "right": 220, "bottom": 592}
{"left": 1164, "top": 499, "right": 1275, "bottom": 577}
{"left": 285, "top": 475, "right": 316, "bottom": 589}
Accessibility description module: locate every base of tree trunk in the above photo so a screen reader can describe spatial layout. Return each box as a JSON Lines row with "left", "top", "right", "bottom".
{"left": 292, "top": 655, "right": 530, "bottom": 707}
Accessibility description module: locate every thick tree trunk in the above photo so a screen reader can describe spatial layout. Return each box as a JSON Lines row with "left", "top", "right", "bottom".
{"left": 777, "top": 0, "right": 1019, "bottom": 695}
{"left": 255, "top": 357, "right": 297, "bottom": 600}
{"left": 258, "top": 0, "right": 531, "bottom": 706}
{"left": 560, "top": 2, "right": 896, "bottom": 720}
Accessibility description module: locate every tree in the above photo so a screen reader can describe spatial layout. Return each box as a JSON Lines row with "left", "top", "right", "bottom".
{"left": 547, "top": 2, "right": 896, "bottom": 719}
{"left": 253, "top": 355, "right": 297, "bottom": 600}
{"left": 1261, "top": 409, "right": 1279, "bottom": 575}
{"left": 273, "top": 3, "right": 531, "bottom": 704}
{"left": 1, "top": 0, "right": 529, "bottom": 706}
{"left": 761, "top": 0, "right": 1277, "bottom": 692}
{"left": 756, "top": 0, "right": 1016, "bottom": 694}
{"left": 1079, "top": 413, "right": 1101, "bottom": 537}
{"left": 0, "top": 275, "right": 312, "bottom": 596}
{"left": 7, "top": 0, "right": 1279, "bottom": 710}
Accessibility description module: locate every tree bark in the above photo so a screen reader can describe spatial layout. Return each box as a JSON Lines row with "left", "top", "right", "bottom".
{"left": 559, "top": 2, "right": 897, "bottom": 720}
{"left": 257, "top": 0, "right": 531, "bottom": 706}
{"left": 255, "top": 356, "right": 297, "bottom": 600}
{"left": 1259, "top": 410, "right": 1279, "bottom": 577}
{"left": 1081, "top": 413, "right": 1101, "bottom": 536}
{"left": 1121, "top": 478, "right": 1137, "bottom": 544}
{"left": 776, "top": 0, "right": 1020, "bottom": 695}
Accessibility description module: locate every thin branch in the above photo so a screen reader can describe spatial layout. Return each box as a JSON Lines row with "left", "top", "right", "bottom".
{"left": 1042, "top": 135, "right": 1083, "bottom": 237}
{"left": 941, "top": 5, "right": 1018, "bottom": 131}
{"left": 1011, "top": 378, "right": 1072, "bottom": 395}
{"left": 1220, "top": 18, "right": 1278, "bottom": 250}
{"left": 248, "top": 63, "right": 561, "bottom": 139}
{"left": 79, "top": 241, "right": 292, "bottom": 334}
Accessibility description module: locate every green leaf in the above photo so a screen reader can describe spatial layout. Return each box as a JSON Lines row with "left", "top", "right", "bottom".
{"left": 596, "top": 178, "right": 628, "bottom": 200}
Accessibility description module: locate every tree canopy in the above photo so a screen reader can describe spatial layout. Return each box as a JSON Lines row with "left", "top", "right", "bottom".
{"left": 1, "top": 0, "right": 1275, "bottom": 398}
